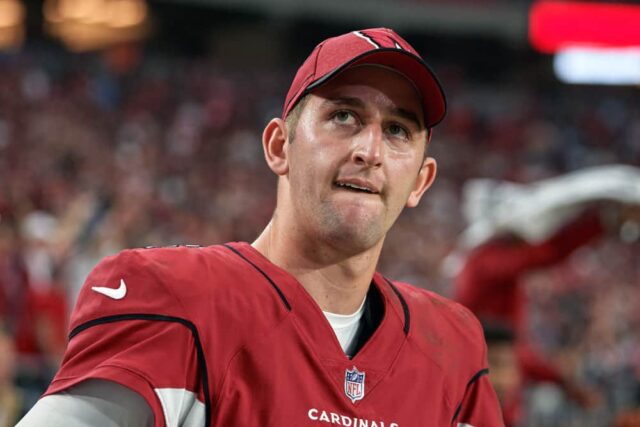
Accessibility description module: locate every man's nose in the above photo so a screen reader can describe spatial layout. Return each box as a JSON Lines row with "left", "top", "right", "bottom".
{"left": 351, "top": 125, "right": 383, "bottom": 167}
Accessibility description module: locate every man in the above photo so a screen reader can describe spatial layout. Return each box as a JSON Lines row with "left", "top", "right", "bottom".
{"left": 18, "top": 28, "right": 503, "bottom": 426}
{"left": 455, "top": 209, "right": 606, "bottom": 423}
{"left": 482, "top": 324, "right": 521, "bottom": 427}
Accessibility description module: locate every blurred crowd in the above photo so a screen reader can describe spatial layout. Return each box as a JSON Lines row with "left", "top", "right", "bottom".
{"left": 0, "top": 41, "right": 638, "bottom": 426}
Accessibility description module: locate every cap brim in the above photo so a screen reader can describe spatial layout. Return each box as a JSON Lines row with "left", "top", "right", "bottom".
{"left": 304, "top": 48, "right": 447, "bottom": 128}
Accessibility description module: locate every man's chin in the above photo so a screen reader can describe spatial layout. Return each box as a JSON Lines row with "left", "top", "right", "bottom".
{"left": 312, "top": 204, "right": 387, "bottom": 251}
{"left": 321, "top": 220, "right": 384, "bottom": 253}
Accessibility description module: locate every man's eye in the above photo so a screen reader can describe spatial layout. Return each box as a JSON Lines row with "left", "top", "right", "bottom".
{"left": 387, "top": 124, "right": 408, "bottom": 139}
{"left": 333, "top": 111, "right": 355, "bottom": 124}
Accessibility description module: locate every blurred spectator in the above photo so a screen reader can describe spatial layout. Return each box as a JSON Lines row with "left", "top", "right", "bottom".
{"left": 454, "top": 209, "right": 607, "bottom": 425}
{"left": 483, "top": 323, "right": 522, "bottom": 427}
{"left": 0, "top": 325, "right": 26, "bottom": 426}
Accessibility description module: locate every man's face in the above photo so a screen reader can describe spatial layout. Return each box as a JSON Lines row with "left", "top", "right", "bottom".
{"left": 487, "top": 342, "right": 521, "bottom": 404}
{"left": 282, "top": 65, "right": 436, "bottom": 253}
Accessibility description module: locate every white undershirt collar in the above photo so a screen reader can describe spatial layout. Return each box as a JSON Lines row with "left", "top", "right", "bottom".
{"left": 323, "top": 297, "right": 367, "bottom": 356}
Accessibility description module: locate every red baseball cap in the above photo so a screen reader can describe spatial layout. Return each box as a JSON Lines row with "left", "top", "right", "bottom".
{"left": 282, "top": 28, "right": 447, "bottom": 128}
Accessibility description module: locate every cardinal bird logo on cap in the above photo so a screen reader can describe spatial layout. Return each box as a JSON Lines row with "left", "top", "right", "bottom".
{"left": 353, "top": 30, "right": 404, "bottom": 50}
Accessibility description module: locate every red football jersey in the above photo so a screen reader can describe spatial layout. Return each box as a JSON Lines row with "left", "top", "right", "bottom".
{"left": 46, "top": 242, "right": 503, "bottom": 426}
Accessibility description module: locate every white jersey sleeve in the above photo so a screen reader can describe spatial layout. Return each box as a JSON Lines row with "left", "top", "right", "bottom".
{"left": 17, "top": 380, "right": 153, "bottom": 427}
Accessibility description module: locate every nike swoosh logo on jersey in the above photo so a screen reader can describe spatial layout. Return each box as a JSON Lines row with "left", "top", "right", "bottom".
{"left": 91, "top": 279, "right": 127, "bottom": 300}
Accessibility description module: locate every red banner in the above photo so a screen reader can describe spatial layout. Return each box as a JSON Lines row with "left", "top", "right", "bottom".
{"left": 529, "top": 1, "right": 640, "bottom": 53}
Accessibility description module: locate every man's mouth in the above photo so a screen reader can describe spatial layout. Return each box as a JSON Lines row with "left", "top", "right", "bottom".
{"left": 334, "top": 180, "right": 380, "bottom": 194}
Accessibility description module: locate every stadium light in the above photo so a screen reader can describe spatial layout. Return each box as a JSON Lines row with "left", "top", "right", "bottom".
{"left": 529, "top": 1, "right": 640, "bottom": 54}
{"left": 107, "top": 0, "right": 147, "bottom": 28}
{"left": 0, "top": 0, "right": 25, "bottom": 50}
{"left": 529, "top": 1, "right": 640, "bottom": 85}
{"left": 554, "top": 47, "right": 640, "bottom": 85}
{"left": 43, "top": 0, "right": 149, "bottom": 52}
{"left": 0, "top": 0, "right": 23, "bottom": 28}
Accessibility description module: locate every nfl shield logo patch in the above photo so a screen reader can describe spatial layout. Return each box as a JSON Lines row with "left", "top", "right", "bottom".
{"left": 344, "top": 366, "right": 365, "bottom": 403}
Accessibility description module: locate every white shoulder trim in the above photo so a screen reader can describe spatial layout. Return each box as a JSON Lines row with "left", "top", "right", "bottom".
{"left": 154, "top": 388, "right": 205, "bottom": 427}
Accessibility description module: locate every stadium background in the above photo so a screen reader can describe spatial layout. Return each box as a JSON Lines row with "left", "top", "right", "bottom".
{"left": 0, "top": 0, "right": 638, "bottom": 426}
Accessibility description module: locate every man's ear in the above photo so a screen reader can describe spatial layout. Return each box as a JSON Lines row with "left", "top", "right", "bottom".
{"left": 262, "top": 118, "right": 289, "bottom": 176}
{"left": 406, "top": 157, "right": 437, "bottom": 208}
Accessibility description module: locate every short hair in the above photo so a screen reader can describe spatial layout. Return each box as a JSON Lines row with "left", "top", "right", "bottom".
{"left": 284, "top": 95, "right": 309, "bottom": 142}
{"left": 482, "top": 321, "right": 515, "bottom": 345}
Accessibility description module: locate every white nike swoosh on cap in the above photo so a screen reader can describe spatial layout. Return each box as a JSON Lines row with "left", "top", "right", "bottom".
{"left": 91, "top": 279, "right": 127, "bottom": 300}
